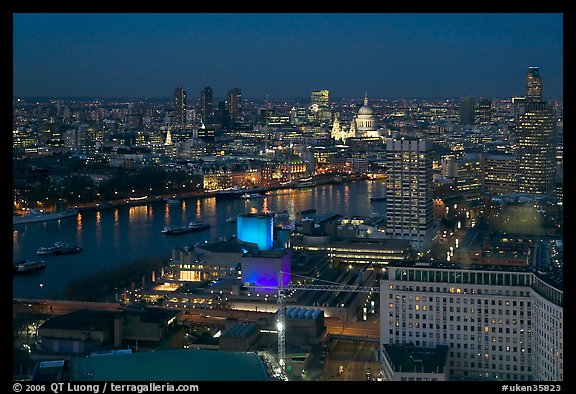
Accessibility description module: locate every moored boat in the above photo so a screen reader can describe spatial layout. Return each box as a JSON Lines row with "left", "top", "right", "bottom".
{"left": 161, "top": 221, "right": 210, "bottom": 235}
{"left": 13, "top": 208, "right": 78, "bottom": 225}
{"left": 37, "top": 242, "right": 83, "bottom": 255}
{"left": 241, "top": 193, "right": 266, "bottom": 199}
{"left": 13, "top": 260, "right": 46, "bottom": 274}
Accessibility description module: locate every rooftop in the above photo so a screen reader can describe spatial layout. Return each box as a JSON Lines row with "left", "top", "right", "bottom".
{"left": 39, "top": 309, "right": 118, "bottom": 331}
{"left": 71, "top": 348, "right": 270, "bottom": 380}
{"left": 383, "top": 344, "right": 448, "bottom": 374}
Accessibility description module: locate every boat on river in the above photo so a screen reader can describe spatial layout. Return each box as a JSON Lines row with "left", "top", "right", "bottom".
{"left": 13, "top": 260, "right": 46, "bottom": 274}
{"left": 161, "top": 221, "right": 210, "bottom": 235}
{"left": 13, "top": 208, "right": 78, "bottom": 225}
{"left": 37, "top": 242, "right": 83, "bottom": 255}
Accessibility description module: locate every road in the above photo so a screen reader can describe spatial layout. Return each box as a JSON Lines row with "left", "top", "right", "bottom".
{"left": 13, "top": 298, "right": 379, "bottom": 339}
{"left": 324, "top": 339, "right": 381, "bottom": 381}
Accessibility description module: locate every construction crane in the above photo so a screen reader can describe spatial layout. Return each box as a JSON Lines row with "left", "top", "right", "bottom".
{"left": 248, "top": 271, "right": 381, "bottom": 373}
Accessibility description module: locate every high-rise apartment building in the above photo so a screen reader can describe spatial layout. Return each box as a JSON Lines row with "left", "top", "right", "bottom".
{"left": 516, "top": 67, "right": 556, "bottom": 195}
{"left": 199, "top": 86, "right": 213, "bottom": 124}
{"left": 385, "top": 138, "right": 437, "bottom": 253}
{"left": 173, "top": 86, "right": 187, "bottom": 125}
{"left": 380, "top": 262, "right": 563, "bottom": 381}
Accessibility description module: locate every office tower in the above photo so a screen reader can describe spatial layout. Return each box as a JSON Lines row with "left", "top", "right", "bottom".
{"left": 477, "top": 99, "right": 492, "bottom": 125}
{"left": 526, "top": 66, "right": 542, "bottom": 102}
{"left": 310, "top": 90, "right": 331, "bottom": 122}
{"left": 455, "top": 153, "right": 483, "bottom": 202}
{"left": 484, "top": 154, "right": 517, "bottom": 195}
{"left": 199, "top": 86, "right": 213, "bottom": 124}
{"left": 226, "top": 88, "right": 242, "bottom": 121}
{"left": 385, "top": 138, "right": 436, "bottom": 253}
{"left": 459, "top": 97, "right": 476, "bottom": 125}
{"left": 311, "top": 89, "right": 329, "bottom": 109}
{"left": 173, "top": 86, "right": 187, "bottom": 125}
{"left": 516, "top": 67, "right": 556, "bottom": 195}
{"left": 380, "top": 262, "right": 563, "bottom": 381}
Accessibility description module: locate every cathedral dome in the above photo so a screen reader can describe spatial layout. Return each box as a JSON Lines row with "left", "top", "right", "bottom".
{"left": 354, "top": 93, "right": 378, "bottom": 135}
{"left": 357, "top": 94, "right": 374, "bottom": 115}
{"left": 358, "top": 104, "right": 374, "bottom": 116}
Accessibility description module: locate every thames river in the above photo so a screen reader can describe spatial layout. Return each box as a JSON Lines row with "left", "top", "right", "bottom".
{"left": 12, "top": 180, "right": 387, "bottom": 299}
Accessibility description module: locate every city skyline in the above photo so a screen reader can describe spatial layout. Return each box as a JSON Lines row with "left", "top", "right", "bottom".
{"left": 13, "top": 13, "right": 563, "bottom": 100}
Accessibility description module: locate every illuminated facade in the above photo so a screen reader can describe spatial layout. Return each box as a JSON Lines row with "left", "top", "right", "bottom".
{"left": 516, "top": 101, "right": 556, "bottom": 195}
{"left": 310, "top": 90, "right": 331, "bottom": 122}
{"left": 237, "top": 214, "right": 274, "bottom": 251}
{"left": 331, "top": 94, "right": 380, "bottom": 142}
{"left": 455, "top": 153, "right": 483, "bottom": 201}
{"left": 517, "top": 67, "right": 555, "bottom": 196}
{"left": 526, "top": 67, "right": 542, "bottom": 101}
{"left": 291, "top": 238, "right": 412, "bottom": 266}
{"left": 385, "top": 138, "right": 437, "bottom": 253}
{"left": 241, "top": 250, "right": 291, "bottom": 289}
{"left": 380, "top": 263, "right": 563, "bottom": 381}
{"left": 311, "top": 89, "right": 329, "bottom": 109}
{"left": 484, "top": 154, "right": 517, "bottom": 195}
{"left": 354, "top": 94, "right": 378, "bottom": 136}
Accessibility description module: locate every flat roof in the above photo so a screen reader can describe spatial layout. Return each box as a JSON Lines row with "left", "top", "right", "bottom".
{"left": 71, "top": 349, "right": 270, "bottom": 381}
{"left": 198, "top": 238, "right": 246, "bottom": 254}
{"left": 384, "top": 344, "right": 448, "bottom": 374}
{"left": 40, "top": 309, "right": 118, "bottom": 331}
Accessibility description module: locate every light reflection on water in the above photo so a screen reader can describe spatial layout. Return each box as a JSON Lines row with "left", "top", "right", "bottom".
{"left": 13, "top": 181, "right": 386, "bottom": 299}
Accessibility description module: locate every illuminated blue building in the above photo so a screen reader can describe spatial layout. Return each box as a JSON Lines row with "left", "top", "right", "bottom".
{"left": 237, "top": 214, "right": 274, "bottom": 251}
{"left": 241, "top": 250, "right": 291, "bottom": 290}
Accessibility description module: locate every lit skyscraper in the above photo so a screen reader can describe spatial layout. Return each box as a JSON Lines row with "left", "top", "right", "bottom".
{"left": 526, "top": 66, "right": 543, "bottom": 102}
{"left": 226, "top": 88, "right": 242, "bottom": 121}
{"left": 311, "top": 89, "right": 329, "bottom": 109}
{"left": 516, "top": 67, "right": 556, "bottom": 195}
{"left": 173, "top": 86, "right": 187, "bottom": 125}
{"left": 199, "top": 86, "right": 213, "bottom": 124}
{"left": 310, "top": 90, "right": 331, "bottom": 122}
{"left": 385, "top": 138, "right": 437, "bottom": 253}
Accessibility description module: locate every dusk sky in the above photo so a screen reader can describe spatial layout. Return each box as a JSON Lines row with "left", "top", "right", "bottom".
{"left": 13, "top": 13, "right": 563, "bottom": 100}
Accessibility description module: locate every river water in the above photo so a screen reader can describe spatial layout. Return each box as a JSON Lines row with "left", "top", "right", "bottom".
{"left": 12, "top": 180, "right": 387, "bottom": 299}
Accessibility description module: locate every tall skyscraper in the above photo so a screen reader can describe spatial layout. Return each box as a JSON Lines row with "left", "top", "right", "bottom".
{"left": 173, "top": 86, "right": 187, "bottom": 125}
{"left": 526, "top": 66, "right": 542, "bottom": 101}
{"left": 199, "top": 86, "right": 213, "bottom": 124}
{"left": 385, "top": 138, "right": 437, "bottom": 253}
{"left": 516, "top": 67, "right": 556, "bottom": 195}
{"left": 226, "top": 88, "right": 242, "bottom": 122}
{"left": 459, "top": 97, "right": 476, "bottom": 125}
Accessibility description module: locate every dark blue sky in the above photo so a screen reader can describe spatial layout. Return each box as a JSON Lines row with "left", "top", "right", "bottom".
{"left": 13, "top": 13, "right": 563, "bottom": 100}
